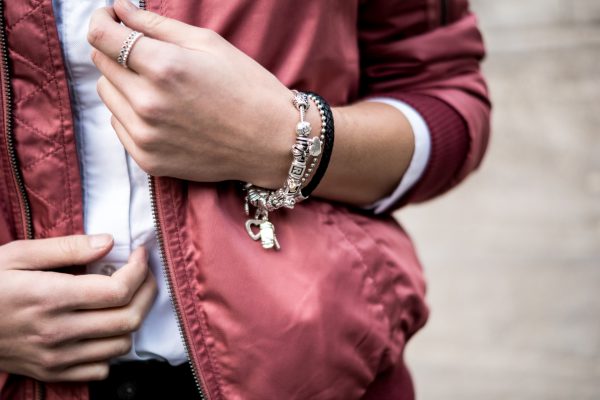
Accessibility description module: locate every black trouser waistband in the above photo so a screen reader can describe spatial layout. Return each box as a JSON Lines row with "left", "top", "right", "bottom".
{"left": 89, "top": 360, "right": 201, "bottom": 400}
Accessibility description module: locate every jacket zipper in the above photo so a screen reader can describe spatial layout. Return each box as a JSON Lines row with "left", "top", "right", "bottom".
{"left": 0, "top": 0, "right": 45, "bottom": 400}
{"left": 148, "top": 176, "right": 209, "bottom": 400}
{"left": 35, "top": 381, "right": 45, "bottom": 400}
{"left": 1, "top": 1, "right": 40, "bottom": 398}
{"left": 0, "top": 0, "right": 33, "bottom": 241}
{"left": 439, "top": 0, "right": 448, "bottom": 25}
{"left": 139, "top": 3, "right": 208, "bottom": 400}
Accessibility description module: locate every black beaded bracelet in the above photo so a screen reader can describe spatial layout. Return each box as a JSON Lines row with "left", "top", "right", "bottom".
{"left": 300, "top": 92, "right": 335, "bottom": 198}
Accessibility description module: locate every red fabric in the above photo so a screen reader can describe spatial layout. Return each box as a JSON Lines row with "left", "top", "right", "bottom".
{"left": 0, "top": 0, "right": 489, "bottom": 399}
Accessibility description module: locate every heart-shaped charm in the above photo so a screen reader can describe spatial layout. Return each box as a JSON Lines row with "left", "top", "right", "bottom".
{"left": 245, "top": 219, "right": 263, "bottom": 241}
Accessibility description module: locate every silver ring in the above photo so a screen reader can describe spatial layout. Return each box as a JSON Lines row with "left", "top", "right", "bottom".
{"left": 117, "top": 31, "right": 144, "bottom": 69}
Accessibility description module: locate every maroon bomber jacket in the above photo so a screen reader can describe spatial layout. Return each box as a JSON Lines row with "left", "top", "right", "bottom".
{"left": 0, "top": 0, "right": 490, "bottom": 399}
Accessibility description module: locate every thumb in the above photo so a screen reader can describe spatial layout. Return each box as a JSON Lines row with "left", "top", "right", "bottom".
{"left": 0, "top": 234, "right": 114, "bottom": 271}
{"left": 114, "top": 0, "right": 201, "bottom": 47}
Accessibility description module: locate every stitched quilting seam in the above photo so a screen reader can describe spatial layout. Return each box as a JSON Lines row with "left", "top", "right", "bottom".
{"left": 5, "top": 2, "right": 44, "bottom": 31}
{"left": 15, "top": 76, "right": 56, "bottom": 106}
{"left": 14, "top": 116, "right": 62, "bottom": 146}
{"left": 24, "top": 182, "right": 60, "bottom": 212}
{"left": 8, "top": 48, "right": 53, "bottom": 78}
{"left": 40, "top": 1, "right": 76, "bottom": 234}
{"left": 36, "top": 214, "right": 70, "bottom": 238}
{"left": 21, "top": 146, "right": 61, "bottom": 171}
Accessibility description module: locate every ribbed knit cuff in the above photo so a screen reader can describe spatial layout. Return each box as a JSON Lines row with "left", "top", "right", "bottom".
{"left": 387, "top": 93, "right": 469, "bottom": 207}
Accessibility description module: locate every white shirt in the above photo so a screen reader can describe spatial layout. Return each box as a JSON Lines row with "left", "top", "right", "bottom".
{"left": 51, "top": 0, "right": 431, "bottom": 365}
{"left": 53, "top": 0, "right": 186, "bottom": 365}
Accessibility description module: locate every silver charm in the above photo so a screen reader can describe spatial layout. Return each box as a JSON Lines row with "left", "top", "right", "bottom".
{"left": 296, "top": 121, "right": 312, "bottom": 137}
{"left": 309, "top": 137, "right": 322, "bottom": 157}
{"left": 245, "top": 219, "right": 281, "bottom": 250}
{"left": 292, "top": 91, "right": 310, "bottom": 111}
{"left": 287, "top": 177, "right": 300, "bottom": 192}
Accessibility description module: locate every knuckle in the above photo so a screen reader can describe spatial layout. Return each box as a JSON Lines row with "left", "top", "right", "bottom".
{"left": 87, "top": 23, "right": 106, "bottom": 47}
{"left": 57, "top": 236, "right": 79, "bottom": 259}
{"left": 31, "top": 288, "right": 54, "bottom": 311}
{"left": 149, "top": 64, "right": 172, "bottom": 85}
{"left": 90, "top": 49, "right": 99, "bottom": 64}
{"left": 34, "top": 368, "right": 56, "bottom": 383}
{"left": 96, "top": 77, "right": 107, "bottom": 97}
{"left": 144, "top": 12, "right": 171, "bottom": 34}
{"left": 36, "top": 326, "right": 63, "bottom": 347}
{"left": 38, "top": 351, "right": 62, "bottom": 370}
{"left": 117, "top": 317, "right": 132, "bottom": 334}
{"left": 129, "top": 313, "right": 143, "bottom": 331}
{"left": 118, "top": 336, "right": 133, "bottom": 355}
{"left": 197, "top": 27, "right": 221, "bottom": 44}
{"left": 109, "top": 281, "right": 131, "bottom": 306}
{"left": 148, "top": 275, "right": 158, "bottom": 293}
{"left": 149, "top": 50, "right": 184, "bottom": 85}
{"left": 123, "top": 312, "right": 142, "bottom": 332}
{"left": 135, "top": 154, "right": 162, "bottom": 176}
{"left": 95, "top": 79, "right": 102, "bottom": 97}
{"left": 130, "top": 127, "right": 159, "bottom": 151}
{"left": 132, "top": 96, "right": 163, "bottom": 121}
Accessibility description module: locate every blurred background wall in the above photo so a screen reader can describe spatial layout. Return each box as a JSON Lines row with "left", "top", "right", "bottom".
{"left": 399, "top": 1, "right": 600, "bottom": 399}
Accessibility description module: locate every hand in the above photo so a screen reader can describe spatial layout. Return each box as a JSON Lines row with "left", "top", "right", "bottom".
{"left": 0, "top": 235, "right": 157, "bottom": 382}
{"left": 88, "top": 0, "right": 296, "bottom": 188}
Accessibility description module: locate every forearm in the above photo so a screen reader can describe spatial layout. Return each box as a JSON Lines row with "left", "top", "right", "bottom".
{"left": 315, "top": 102, "right": 414, "bottom": 206}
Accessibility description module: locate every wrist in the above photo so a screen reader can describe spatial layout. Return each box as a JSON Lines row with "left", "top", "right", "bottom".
{"left": 241, "top": 91, "right": 334, "bottom": 251}
{"left": 241, "top": 90, "right": 321, "bottom": 190}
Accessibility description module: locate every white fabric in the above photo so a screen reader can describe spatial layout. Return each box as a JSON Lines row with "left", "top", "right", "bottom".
{"left": 366, "top": 98, "right": 432, "bottom": 213}
{"left": 51, "top": 0, "right": 431, "bottom": 365}
{"left": 52, "top": 0, "right": 187, "bottom": 365}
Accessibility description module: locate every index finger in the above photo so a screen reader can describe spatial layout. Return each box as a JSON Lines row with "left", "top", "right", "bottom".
{"left": 61, "top": 247, "right": 150, "bottom": 310}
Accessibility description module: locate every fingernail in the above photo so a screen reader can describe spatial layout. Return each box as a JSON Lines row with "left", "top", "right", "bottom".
{"left": 89, "top": 234, "right": 113, "bottom": 249}
{"left": 118, "top": 0, "right": 137, "bottom": 12}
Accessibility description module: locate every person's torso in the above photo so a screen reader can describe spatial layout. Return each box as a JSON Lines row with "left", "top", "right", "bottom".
{"left": 0, "top": 1, "right": 430, "bottom": 399}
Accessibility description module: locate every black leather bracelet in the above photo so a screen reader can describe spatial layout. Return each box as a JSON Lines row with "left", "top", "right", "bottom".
{"left": 300, "top": 92, "right": 334, "bottom": 198}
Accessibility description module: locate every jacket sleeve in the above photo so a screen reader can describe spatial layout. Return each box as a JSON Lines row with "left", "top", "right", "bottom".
{"left": 357, "top": 0, "right": 491, "bottom": 208}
